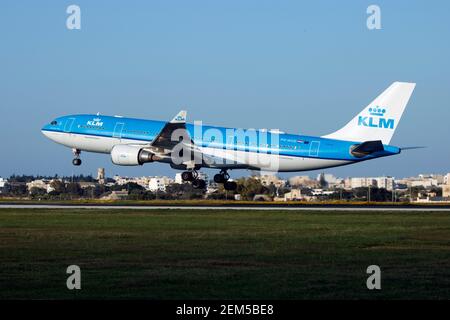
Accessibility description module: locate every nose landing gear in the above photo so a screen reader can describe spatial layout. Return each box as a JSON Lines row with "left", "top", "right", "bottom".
{"left": 72, "top": 149, "right": 82, "bottom": 166}
{"left": 214, "top": 170, "right": 237, "bottom": 191}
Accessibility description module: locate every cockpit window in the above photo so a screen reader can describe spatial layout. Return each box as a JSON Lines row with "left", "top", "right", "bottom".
{"left": 51, "top": 121, "right": 57, "bottom": 125}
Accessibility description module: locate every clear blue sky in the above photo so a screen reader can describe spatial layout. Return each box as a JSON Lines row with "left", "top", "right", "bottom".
{"left": 1, "top": 1, "right": 449, "bottom": 179}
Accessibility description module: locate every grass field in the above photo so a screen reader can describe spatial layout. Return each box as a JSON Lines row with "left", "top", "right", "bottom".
{"left": 0, "top": 208, "right": 449, "bottom": 299}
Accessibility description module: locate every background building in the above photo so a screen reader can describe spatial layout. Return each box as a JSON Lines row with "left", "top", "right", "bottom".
{"left": 97, "top": 168, "right": 105, "bottom": 185}
{"left": 0, "top": 177, "right": 8, "bottom": 193}
{"left": 148, "top": 176, "right": 173, "bottom": 192}
{"left": 288, "top": 176, "right": 319, "bottom": 188}
{"left": 254, "top": 174, "right": 286, "bottom": 188}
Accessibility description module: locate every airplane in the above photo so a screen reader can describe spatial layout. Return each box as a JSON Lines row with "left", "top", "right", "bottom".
{"left": 41, "top": 82, "right": 416, "bottom": 191}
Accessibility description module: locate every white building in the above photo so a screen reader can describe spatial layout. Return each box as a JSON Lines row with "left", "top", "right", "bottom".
{"left": 175, "top": 173, "right": 184, "bottom": 184}
{"left": 350, "top": 177, "right": 376, "bottom": 189}
{"left": 113, "top": 175, "right": 151, "bottom": 189}
{"left": 443, "top": 184, "right": 450, "bottom": 198}
{"left": 113, "top": 175, "right": 133, "bottom": 185}
{"left": 283, "top": 189, "right": 304, "bottom": 201}
{"left": 26, "top": 179, "right": 59, "bottom": 193}
{"left": 443, "top": 173, "right": 450, "bottom": 185}
{"left": 148, "top": 176, "right": 173, "bottom": 192}
{"left": 0, "top": 177, "right": 8, "bottom": 188}
{"left": 289, "top": 175, "right": 318, "bottom": 188}
{"left": 311, "top": 189, "right": 335, "bottom": 196}
{"left": 26, "top": 179, "right": 48, "bottom": 192}
{"left": 254, "top": 174, "right": 286, "bottom": 188}
{"left": 97, "top": 168, "right": 105, "bottom": 184}
{"left": 419, "top": 174, "right": 444, "bottom": 185}
{"left": 410, "top": 179, "right": 438, "bottom": 188}
{"left": 350, "top": 177, "right": 394, "bottom": 191}
{"left": 373, "top": 177, "right": 394, "bottom": 191}
{"left": 0, "top": 177, "right": 8, "bottom": 193}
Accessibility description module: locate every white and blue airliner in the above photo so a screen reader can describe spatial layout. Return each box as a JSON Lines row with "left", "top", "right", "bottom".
{"left": 42, "top": 82, "right": 416, "bottom": 190}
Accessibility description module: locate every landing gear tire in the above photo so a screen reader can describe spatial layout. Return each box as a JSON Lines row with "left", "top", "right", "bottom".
{"left": 192, "top": 179, "right": 206, "bottom": 189}
{"left": 72, "top": 148, "right": 82, "bottom": 166}
{"left": 224, "top": 181, "right": 237, "bottom": 191}
{"left": 214, "top": 170, "right": 230, "bottom": 183}
{"left": 214, "top": 174, "right": 225, "bottom": 183}
{"left": 181, "top": 171, "right": 195, "bottom": 182}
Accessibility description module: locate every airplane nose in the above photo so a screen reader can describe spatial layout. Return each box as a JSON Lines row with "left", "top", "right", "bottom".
{"left": 41, "top": 124, "right": 52, "bottom": 138}
{"left": 41, "top": 129, "right": 50, "bottom": 138}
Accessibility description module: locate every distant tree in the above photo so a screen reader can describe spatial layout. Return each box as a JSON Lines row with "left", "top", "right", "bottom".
{"left": 8, "top": 175, "right": 35, "bottom": 183}
{"left": 370, "top": 188, "right": 392, "bottom": 202}
{"left": 165, "top": 183, "right": 204, "bottom": 200}
{"left": 110, "top": 182, "right": 144, "bottom": 192}
{"left": 127, "top": 189, "right": 144, "bottom": 200}
{"left": 353, "top": 187, "right": 369, "bottom": 200}
{"left": 351, "top": 187, "right": 393, "bottom": 202}
{"left": 319, "top": 173, "right": 328, "bottom": 188}
{"left": 66, "top": 182, "right": 82, "bottom": 196}
{"left": 410, "top": 186, "right": 425, "bottom": 199}
{"left": 266, "top": 183, "right": 277, "bottom": 197}
{"left": 7, "top": 184, "right": 28, "bottom": 196}
{"left": 236, "top": 177, "right": 267, "bottom": 200}
{"left": 207, "top": 192, "right": 228, "bottom": 200}
{"left": 50, "top": 180, "right": 66, "bottom": 194}
{"left": 29, "top": 187, "right": 46, "bottom": 198}
{"left": 429, "top": 186, "right": 442, "bottom": 197}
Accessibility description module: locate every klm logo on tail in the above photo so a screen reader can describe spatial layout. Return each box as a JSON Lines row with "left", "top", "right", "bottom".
{"left": 358, "top": 107, "right": 394, "bottom": 129}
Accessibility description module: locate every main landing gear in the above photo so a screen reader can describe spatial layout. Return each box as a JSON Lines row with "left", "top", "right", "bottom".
{"left": 72, "top": 149, "right": 82, "bottom": 166}
{"left": 181, "top": 170, "right": 206, "bottom": 189}
{"left": 214, "top": 170, "right": 237, "bottom": 191}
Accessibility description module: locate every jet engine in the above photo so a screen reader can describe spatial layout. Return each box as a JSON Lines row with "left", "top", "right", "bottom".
{"left": 110, "top": 145, "right": 159, "bottom": 166}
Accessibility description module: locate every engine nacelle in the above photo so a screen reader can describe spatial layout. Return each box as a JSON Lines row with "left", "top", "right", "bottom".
{"left": 110, "top": 145, "right": 158, "bottom": 166}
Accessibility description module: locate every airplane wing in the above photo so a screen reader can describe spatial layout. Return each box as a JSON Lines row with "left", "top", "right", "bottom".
{"left": 149, "top": 110, "right": 190, "bottom": 151}
{"left": 130, "top": 110, "right": 248, "bottom": 169}
{"left": 130, "top": 110, "right": 202, "bottom": 168}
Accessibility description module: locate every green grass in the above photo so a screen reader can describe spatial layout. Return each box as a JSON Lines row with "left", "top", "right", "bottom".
{"left": 0, "top": 208, "right": 449, "bottom": 299}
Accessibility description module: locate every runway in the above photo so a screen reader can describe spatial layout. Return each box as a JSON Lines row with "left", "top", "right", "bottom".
{"left": 1, "top": 204, "right": 450, "bottom": 211}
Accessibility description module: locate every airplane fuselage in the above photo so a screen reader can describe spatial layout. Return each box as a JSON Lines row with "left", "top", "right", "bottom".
{"left": 41, "top": 114, "right": 400, "bottom": 172}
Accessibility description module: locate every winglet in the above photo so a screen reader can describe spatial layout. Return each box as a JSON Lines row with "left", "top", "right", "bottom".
{"left": 170, "top": 110, "right": 187, "bottom": 123}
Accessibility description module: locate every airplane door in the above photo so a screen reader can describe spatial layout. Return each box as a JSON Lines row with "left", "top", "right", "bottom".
{"left": 309, "top": 141, "right": 320, "bottom": 157}
{"left": 64, "top": 118, "right": 75, "bottom": 133}
{"left": 113, "top": 122, "right": 125, "bottom": 140}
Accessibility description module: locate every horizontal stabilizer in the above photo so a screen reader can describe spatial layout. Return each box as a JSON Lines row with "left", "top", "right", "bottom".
{"left": 351, "top": 140, "right": 384, "bottom": 158}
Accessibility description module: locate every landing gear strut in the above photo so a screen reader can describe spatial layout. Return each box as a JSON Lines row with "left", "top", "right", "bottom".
{"left": 181, "top": 170, "right": 206, "bottom": 189}
{"left": 72, "top": 149, "right": 82, "bottom": 166}
{"left": 214, "top": 170, "right": 237, "bottom": 191}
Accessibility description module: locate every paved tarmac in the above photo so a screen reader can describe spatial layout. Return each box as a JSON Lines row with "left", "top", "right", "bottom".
{"left": 1, "top": 204, "right": 450, "bottom": 211}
